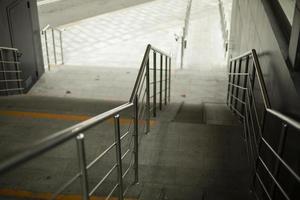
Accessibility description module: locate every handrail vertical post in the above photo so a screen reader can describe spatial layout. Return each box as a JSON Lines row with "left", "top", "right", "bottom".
{"left": 168, "top": 57, "right": 171, "bottom": 103}
{"left": 234, "top": 58, "right": 242, "bottom": 113}
{"left": 51, "top": 28, "right": 57, "bottom": 65}
{"left": 250, "top": 63, "right": 256, "bottom": 107}
{"left": 227, "top": 61, "right": 233, "bottom": 105}
{"left": 133, "top": 95, "right": 139, "bottom": 183}
{"left": 13, "top": 50, "right": 22, "bottom": 93}
{"left": 180, "top": 32, "right": 184, "bottom": 69}
{"left": 44, "top": 31, "right": 50, "bottom": 71}
{"left": 59, "top": 31, "right": 64, "bottom": 65}
{"left": 114, "top": 115, "right": 124, "bottom": 200}
{"left": 146, "top": 59, "right": 150, "bottom": 134}
{"left": 76, "top": 134, "right": 89, "bottom": 200}
{"left": 165, "top": 56, "right": 168, "bottom": 105}
{"left": 230, "top": 60, "right": 237, "bottom": 110}
{"left": 160, "top": 54, "right": 163, "bottom": 110}
{"left": 271, "top": 123, "right": 288, "bottom": 198}
{"left": 241, "top": 56, "right": 249, "bottom": 116}
{"left": 153, "top": 52, "right": 157, "bottom": 117}
{"left": 0, "top": 49, "right": 9, "bottom": 95}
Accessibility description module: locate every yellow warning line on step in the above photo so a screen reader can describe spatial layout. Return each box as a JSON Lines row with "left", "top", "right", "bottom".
{"left": 0, "top": 110, "right": 156, "bottom": 126}
{"left": 0, "top": 188, "right": 136, "bottom": 200}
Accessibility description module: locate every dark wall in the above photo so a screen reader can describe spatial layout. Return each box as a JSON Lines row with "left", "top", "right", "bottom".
{"left": 0, "top": 0, "right": 44, "bottom": 93}
{"left": 229, "top": 0, "right": 300, "bottom": 117}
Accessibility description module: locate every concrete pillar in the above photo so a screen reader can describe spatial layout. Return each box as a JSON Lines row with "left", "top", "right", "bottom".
{"left": 289, "top": 0, "right": 300, "bottom": 70}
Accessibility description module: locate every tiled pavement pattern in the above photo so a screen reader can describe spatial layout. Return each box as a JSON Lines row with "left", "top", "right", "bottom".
{"left": 60, "top": 0, "right": 189, "bottom": 68}
{"left": 32, "top": 0, "right": 228, "bottom": 104}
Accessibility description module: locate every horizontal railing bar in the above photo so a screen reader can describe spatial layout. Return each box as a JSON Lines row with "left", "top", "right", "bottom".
{"left": 105, "top": 183, "right": 119, "bottom": 200}
{"left": 229, "top": 105, "right": 244, "bottom": 119}
{"left": 266, "top": 109, "right": 300, "bottom": 130}
{"left": 0, "top": 61, "right": 20, "bottom": 64}
{"left": 255, "top": 172, "right": 272, "bottom": 200}
{"left": 228, "top": 73, "right": 249, "bottom": 76}
{"left": 122, "top": 161, "right": 133, "bottom": 179}
{"left": 150, "top": 79, "right": 168, "bottom": 85}
{"left": 42, "top": 24, "right": 62, "bottom": 33}
{"left": 51, "top": 173, "right": 81, "bottom": 200}
{"left": 121, "top": 149, "right": 130, "bottom": 160}
{"left": 0, "top": 71, "right": 21, "bottom": 73}
{"left": 231, "top": 94, "right": 246, "bottom": 105}
{"left": 258, "top": 157, "right": 290, "bottom": 199}
{"left": 150, "top": 46, "right": 171, "bottom": 58}
{"left": 0, "top": 47, "right": 18, "bottom": 51}
{"left": 84, "top": 130, "right": 131, "bottom": 170}
{"left": 149, "top": 106, "right": 155, "bottom": 112}
{"left": 228, "top": 83, "right": 247, "bottom": 90}
{"left": 261, "top": 137, "right": 300, "bottom": 182}
{"left": 42, "top": 24, "right": 50, "bottom": 32}
{"left": 0, "top": 79, "right": 23, "bottom": 82}
{"left": 0, "top": 88, "right": 23, "bottom": 92}
{"left": 149, "top": 68, "right": 164, "bottom": 71}
{"left": 0, "top": 102, "right": 133, "bottom": 174}
{"left": 123, "top": 183, "right": 132, "bottom": 197}
{"left": 89, "top": 164, "right": 117, "bottom": 196}
{"left": 121, "top": 130, "right": 131, "bottom": 141}
{"left": 230, "top": 51, "right": 252, "bottom": 61}
{"left": 87, "top": 143, "right": 116, "bottom": 169}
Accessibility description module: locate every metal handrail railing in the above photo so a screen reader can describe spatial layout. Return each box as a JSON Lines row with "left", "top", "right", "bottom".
{"left": 227, "top": 49, "right": 300, "bottom": 200}
{"left": 0, "top": 47, "right": 23, "bottom": 95}
{"left": 180, "top": 0, "right": 192, "bottom": 69}
{"left": 41, "top": 24, "right": 64, "bottom": 70}
{"left": 218, "top": 0, "right": 229, "bottom": 52}
{"left": 0, "top": 44, "right": 172, "bottom": 200}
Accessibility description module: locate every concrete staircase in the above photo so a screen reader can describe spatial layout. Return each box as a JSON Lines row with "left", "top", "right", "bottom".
{"left": 127, "top": 102, "right": 255, "bottom": 200}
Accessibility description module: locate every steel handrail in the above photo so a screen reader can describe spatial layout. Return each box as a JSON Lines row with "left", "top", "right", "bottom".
{"left": 0, "top": 44, "right": 169, "bottom": 172}
{"left": 0, "top": 47, "right": 19, "bottom": 51}
{"left": 0, "top": 44, "right": 172, "bottom": 200}
{"left": 41, "top": 24, "right": 62, "bottom": 33}
{"left": 230, "top": 49, "right": 296, "bottom": 120}
{"left": 130, "top": 44, "right": 152, "bottom": 102}
{"left": 129, "top": 44, "right": 171, "bottom": 102}
{"left": 0, "top": 102, "right": 132, "bottom": 173}
{"left": 228, "top": 48, "right": 300, "bottom": 200}
{"left": 41, "top": 24, "right": 64, "bottom": 69}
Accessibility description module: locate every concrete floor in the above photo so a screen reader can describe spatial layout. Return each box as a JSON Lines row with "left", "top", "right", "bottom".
{"left": 0, "top": 0, "right": 254, "bottom": 199}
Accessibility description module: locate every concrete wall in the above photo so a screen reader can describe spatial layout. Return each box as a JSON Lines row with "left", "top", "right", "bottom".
{"left": 0, "top": 0, "right": 44, "bottom": 93}
{"left": 229, "top": 0, "right": 300, "bottom": 117}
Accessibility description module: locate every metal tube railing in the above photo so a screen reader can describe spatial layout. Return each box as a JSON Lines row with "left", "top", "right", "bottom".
{"left": 0, "top": 44, "right": 172, "bottom": 200}
{"left": 0, "top": 47, "right": 23, "bottom": 95}
{"left": 180, "top": 0, "right": 193, "bottom": 69}
{"left": 227, "top": 49, "right": 300, "bottom": 200}
{"left": 41, "top": 24, "right": 64, "bottom": 70}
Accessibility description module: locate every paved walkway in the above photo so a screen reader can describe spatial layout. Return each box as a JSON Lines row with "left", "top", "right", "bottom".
{"left": 33, "top": 0, "right": 228, "bottom": 104}
{"left": 60, "top": 0, "right": 188, "bottom": 68}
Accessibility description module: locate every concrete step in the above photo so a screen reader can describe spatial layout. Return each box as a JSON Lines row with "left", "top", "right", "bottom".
{"left": 157, "top": 101, "right": 240, "bottom": 126}
{"left": 125, "top": 119, "right": 253, "bottom": 200}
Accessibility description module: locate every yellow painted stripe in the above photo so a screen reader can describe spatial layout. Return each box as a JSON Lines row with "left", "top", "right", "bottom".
{"left": 0, "top": 188, "right": 136, "bottom": 200}
{"left": 0, "top": 110, "right": 90, "bottom": 122}
{"left": 0, "top": 110, "right": 156, "bottom": 125}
